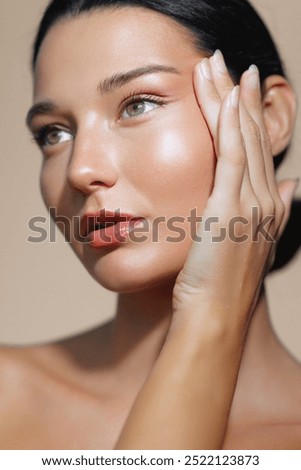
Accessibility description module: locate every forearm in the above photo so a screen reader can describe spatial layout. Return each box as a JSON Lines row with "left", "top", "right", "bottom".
{"left": 115, "top": 312, "right": 245, "bottom": 450}
{"left": 116, "top": 48, "right": 291, "bottom": 450}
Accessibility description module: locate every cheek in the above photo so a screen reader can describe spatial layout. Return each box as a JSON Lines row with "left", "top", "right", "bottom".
{"left": 125, "top": 110, "right": 216, "bottom": 218}
{"left": 39, "top": 157, "right": 82, "bottom": 246}
{"left": 40, "top": 161, "right": 59, "bottom": 206}
{"left": 40, "top": 157, "right": 70, "bottom": 211}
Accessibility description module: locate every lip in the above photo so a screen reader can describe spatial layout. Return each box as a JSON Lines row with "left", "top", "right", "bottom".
{"left": 80, "top": 209, "right": 145, "bottom": 248}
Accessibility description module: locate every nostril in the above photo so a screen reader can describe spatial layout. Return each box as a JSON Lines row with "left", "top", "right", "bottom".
{"left": 90, "top": 181, "right": 106, "bottom": 186}
{"left": 68, "top": 170, "right": 117, "bottom": 195}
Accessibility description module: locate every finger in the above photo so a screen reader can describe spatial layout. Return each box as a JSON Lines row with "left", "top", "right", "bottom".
{"left": 195, "top": 57, "right": 250, "bottom": 202}
{"left": 194, "top": 58, "right": 223, "bottom": 147}
{"left": 209, "top": 52, "right": 275, "bottom": 217}
{"left": 239, "top": 66, "right": 284, "bottom": 224}
{"left": 209, "top": 53, "right": 268, "bottom": 189}
{"left": 207, "top": 53, "right": 265, "bottom": 202}
{"left": 276, "top": 179, "right": 298, "bottom": 237}
{"left": 239, "top": 92, "right": 272, "bottom": 208}
{"left": 207, "top": 51, "right": 255, "bottom": 202}
{"left": 210, "top": 86, "right": 247, "bottom": 202}
{"left": 209, "top": 50, "right": 236, "bottom": 99}
{"left": 240, "top": 67, "right": 279, "bottom": 197}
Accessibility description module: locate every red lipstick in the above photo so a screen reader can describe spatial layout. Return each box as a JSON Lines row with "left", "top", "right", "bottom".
{"left": 81, "top": 210, "right": 145, "bottom": 248}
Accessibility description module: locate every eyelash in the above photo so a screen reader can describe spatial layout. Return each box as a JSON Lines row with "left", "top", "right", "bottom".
{"left": 32, "top": 126, "right": 64, "bottom": 148}
{"left": 119, "top": 92, "right": 167, "bottom": 116}
{"left": 33, "top": 93, "right": 167, "bottom": 148}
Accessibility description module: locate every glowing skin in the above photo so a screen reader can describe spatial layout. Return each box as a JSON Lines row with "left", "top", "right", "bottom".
{"left": 16, "top": 6, "right": 301, "bottom": 451}
{"left": 32, "top": 8, "right": 215, "bottom": 293}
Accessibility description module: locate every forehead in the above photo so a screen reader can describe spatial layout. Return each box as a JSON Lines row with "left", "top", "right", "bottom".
{"left": 34, "top": 7, "right": 200, "bottom": 96}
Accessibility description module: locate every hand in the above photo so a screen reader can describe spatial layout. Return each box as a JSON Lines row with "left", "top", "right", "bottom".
{"left": 116, "top": 52, "right": 298, "bottom": 450}
{"left": 172, "top": 50, "right": 298, "bottom": 335}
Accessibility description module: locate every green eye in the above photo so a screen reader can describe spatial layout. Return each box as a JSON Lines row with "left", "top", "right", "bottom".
{"left": 122, "top": 100, "right": 159, "bottom": 119}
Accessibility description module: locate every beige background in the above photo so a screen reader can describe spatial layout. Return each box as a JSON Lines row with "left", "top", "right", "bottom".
{"left": 0, "top": 1, "right": 300, "bottom": 359}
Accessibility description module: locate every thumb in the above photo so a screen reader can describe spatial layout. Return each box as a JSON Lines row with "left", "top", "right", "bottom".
{"left": 277, "top": 178, "right": 299, "bottom": 237}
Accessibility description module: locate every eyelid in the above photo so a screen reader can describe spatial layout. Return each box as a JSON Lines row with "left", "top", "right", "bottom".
{"left": 31, "top": 91, "right": 169, "bottom": 146}
{"left": 118, "top": 92, "right": 168, "bottom": 119}
{"left": 33, "top": 124, "right": 73, "bottom": 148}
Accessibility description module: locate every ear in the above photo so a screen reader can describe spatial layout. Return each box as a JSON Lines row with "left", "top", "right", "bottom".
{"left": 261, "top": 75, "right": 297, "bottom": 156}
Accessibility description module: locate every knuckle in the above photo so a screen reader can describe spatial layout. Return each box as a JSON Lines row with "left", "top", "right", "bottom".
{"left": 261, "top": 130, "right": 272, "bottom": 151}
{"left": 209, "top": 89, "right": 221, "bottom": 102}
{"left": 228, "top": 153, "right": 246, "bottom": 167}
{"left": 262, "top": 195, "right": 276, "bottom": 216}
{"left": 241, "top": 196, "right": 261, "bottom": 219}
{"left": 247, "top": 119, "right": 261, "bottom": 143}
{"left": 250, "top": 200, "right": 262, "bottom": 220}
{"left": 222, "top": 146, "right": 246, "bottom": 166}
{"left": 222, "top": 85, "right": 235, "bottom": 97}
{"left": 243, "top": 95, "right": 261, "bottom": 113}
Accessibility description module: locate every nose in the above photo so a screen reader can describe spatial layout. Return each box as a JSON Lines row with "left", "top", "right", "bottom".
{"left": 67, "top": 126, "right": 118, "bottom": 195}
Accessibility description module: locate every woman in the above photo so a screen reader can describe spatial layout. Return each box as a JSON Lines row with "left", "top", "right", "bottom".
{"left": 0, "top": 0, "right": 300, "bottom": 450}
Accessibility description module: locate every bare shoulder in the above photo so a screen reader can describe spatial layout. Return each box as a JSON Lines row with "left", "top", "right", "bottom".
{"left": 0, "top": 345, "right": 45, "bottom": 449}
{"left": 0, "top": 333, "right": 117, "bottom": 449}
{"left": 223, "top": 422, "right": 301, "bottom": 450}
{"left": 0, "top": 344, "right": 71, "bottom": 449}
{"left": 0, "top": 346, "right": 31, "bottom": 403}
{"left": 224, "top": 351, "right": 301, "bottom": 450}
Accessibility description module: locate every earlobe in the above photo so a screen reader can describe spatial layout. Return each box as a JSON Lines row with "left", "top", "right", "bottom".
{"left": 262, "top": 75, "right": 297, "bottom": 157}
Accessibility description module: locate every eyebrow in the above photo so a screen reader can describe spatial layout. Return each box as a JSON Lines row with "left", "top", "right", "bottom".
{"left": 26, "top": 101, "right": 57, "bottom": 129}
{"left": 98, "top": 64, "right": 180, "bottom": 94}
{"left": 26, "top": 64, "right": 181, "bottom": 129}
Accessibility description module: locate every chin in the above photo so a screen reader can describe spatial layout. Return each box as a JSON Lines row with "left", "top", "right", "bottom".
{"left": 96, "top": 272, "right": 178, "bottom": 294}
{"left": 81, "top": 244, "right": 185, "bottom": 294}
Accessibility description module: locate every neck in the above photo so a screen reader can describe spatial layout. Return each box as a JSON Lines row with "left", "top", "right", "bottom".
{"left": 228, "top": 288, "right": 297, "bottom": 425}
{"left": 37, "top": 279, "right": 294, "bottom": 406}
{"left": 109, "top": 282, "right": 293, "bottom": 401}
{"left": 107, "top": 280, "right": 175, "bottom": 382}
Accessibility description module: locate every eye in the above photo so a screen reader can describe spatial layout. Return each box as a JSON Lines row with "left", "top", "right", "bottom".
{"left": 120, "top": 95, "right": 166, "bottom": 120}
{"left": 34, "top": 126, "right": 73, "bottom": 148}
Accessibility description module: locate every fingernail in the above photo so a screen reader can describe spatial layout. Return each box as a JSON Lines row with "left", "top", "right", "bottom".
{"left": 213, "top": 49, "right": 227, "bottom": 73}
{"left": 199, "top": 58, "right": 212, "bottom": 80}
{"left": 229, "top": 86, "right": 240, "bottom": 108}
{"left": 247, "top": 64, "right": 260, "bottom": 89}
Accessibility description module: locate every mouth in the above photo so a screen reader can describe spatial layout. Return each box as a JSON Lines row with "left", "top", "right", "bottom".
{"left": 80, "top": 209, "right": 145, "bottom": 247}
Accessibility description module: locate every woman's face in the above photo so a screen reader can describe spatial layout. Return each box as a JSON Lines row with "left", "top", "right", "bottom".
{"left": 30, "top": 7, "right": 215, "bottom": 293}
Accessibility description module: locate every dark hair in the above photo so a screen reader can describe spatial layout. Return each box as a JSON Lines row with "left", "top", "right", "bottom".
{"left": 32, "top": 0, "right": 288, "bottom": 164}
{"left": 33, "top": 0, "right": 286, "bottom": 79}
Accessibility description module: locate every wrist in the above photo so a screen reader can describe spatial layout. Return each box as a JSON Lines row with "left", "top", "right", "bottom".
{"left": 167, "top": 305, "right": 247, "bottom": 355}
